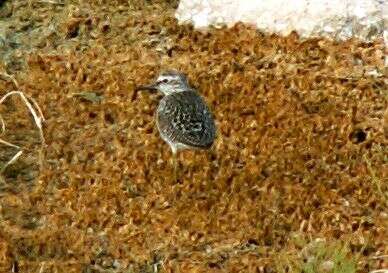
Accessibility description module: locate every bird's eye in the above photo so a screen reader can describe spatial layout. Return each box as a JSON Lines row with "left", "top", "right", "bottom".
{"left": 162, "top": 79, "right": 168, "bottom": 83}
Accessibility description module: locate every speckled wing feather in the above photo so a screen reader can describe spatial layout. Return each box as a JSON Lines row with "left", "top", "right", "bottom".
{"left": 156, "top": 90, "right": 216, "bottom": 149}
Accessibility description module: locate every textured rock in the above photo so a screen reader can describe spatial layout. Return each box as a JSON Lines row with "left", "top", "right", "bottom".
{"left": 175, "top": 0, "right": 387, "bottom": 43}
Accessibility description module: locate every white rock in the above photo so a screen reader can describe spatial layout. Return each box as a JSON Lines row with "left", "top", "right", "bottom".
{"left": 175, "top": 0, "right": 387, "bottom": 43}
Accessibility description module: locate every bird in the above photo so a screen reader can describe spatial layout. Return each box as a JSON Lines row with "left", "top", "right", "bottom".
{"left": 135, "top": 70, "right": 216, "bottom": 181}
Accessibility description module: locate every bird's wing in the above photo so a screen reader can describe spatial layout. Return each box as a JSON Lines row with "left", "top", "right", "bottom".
{"left": 157, "top": 91, "right": 216, "bottom": 149}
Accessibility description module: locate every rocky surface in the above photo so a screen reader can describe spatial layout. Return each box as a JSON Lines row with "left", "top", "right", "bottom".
{"left": 176, "top": 0, "right": 387, "bottom": 44}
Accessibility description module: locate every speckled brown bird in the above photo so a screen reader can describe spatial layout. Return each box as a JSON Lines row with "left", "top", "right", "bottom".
{"left": 135, "top": 70, "right": 216, "bottom": 180}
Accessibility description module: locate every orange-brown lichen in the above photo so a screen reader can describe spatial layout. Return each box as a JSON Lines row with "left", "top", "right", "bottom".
{"left": 0, "top": 0, "right": 386, "bottom": 272}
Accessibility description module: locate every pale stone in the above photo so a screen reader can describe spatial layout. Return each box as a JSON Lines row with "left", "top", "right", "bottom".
{"left": 175, "top": 0, "right": 387, "bottom": 43}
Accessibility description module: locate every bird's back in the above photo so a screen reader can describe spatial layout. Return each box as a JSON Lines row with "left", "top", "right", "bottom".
{"left": 156, "top": 90, "right": 216, "bottom": 150}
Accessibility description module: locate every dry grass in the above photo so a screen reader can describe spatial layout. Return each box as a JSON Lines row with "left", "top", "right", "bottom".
{"left": 0, "top": 88, "right": 45, "bottom": 178}
{"left": 0, "top": 0, "right": 387, "bottom": 272}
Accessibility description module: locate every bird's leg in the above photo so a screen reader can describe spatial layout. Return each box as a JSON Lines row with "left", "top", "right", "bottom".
{"left": 172, "top": 146, "right": 178, "bottom": 183}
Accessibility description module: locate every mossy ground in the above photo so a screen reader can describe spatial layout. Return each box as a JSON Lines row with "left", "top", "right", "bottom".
{"left": 0, "top": 1, "right": 386, "bottom": 272}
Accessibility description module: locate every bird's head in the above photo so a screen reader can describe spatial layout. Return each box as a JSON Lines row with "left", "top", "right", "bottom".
{"left": 135, "top": 70, "right": 190, "bottom": 95}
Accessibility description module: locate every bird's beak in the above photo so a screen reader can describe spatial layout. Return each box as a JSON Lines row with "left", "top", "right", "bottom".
{"left": 135, "top": 84, "right": 158, "bottom": 92}
{"left": 132, "top": 83, "right": 158, "bottom": 101}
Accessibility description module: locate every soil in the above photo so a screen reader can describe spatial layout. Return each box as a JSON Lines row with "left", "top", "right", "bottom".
{"left": 0, "top": 1, "right": 386, "bottom": 272}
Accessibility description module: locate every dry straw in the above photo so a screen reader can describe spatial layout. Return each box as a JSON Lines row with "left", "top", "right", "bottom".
{"left": 0, "top": 89, "right": 45, "bottom": 174}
